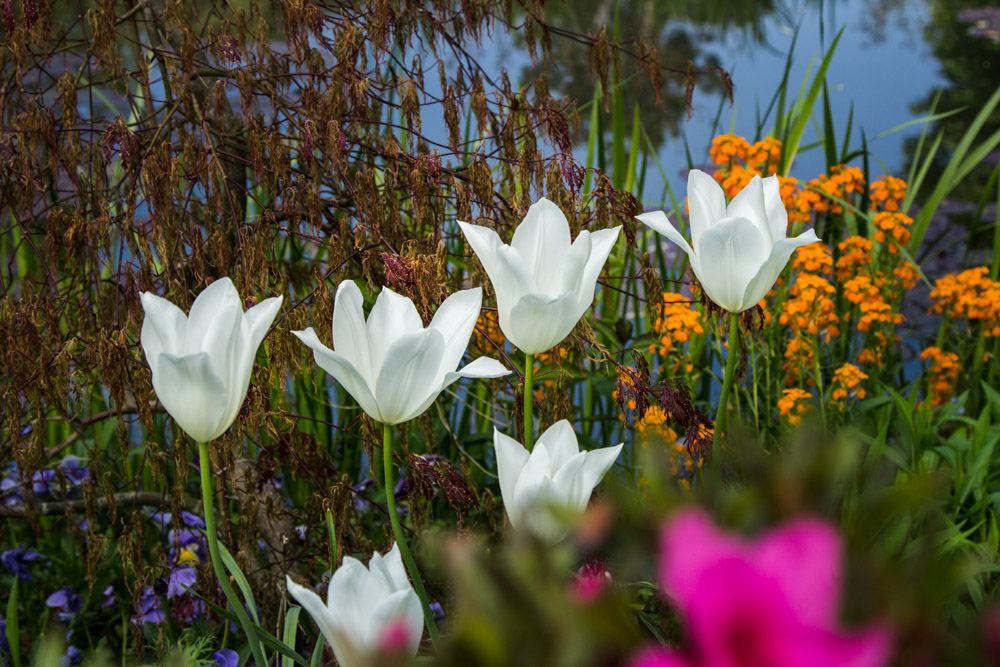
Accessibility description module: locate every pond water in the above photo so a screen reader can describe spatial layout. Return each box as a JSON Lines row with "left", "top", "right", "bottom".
{"left": 465, "top": 0, "right": 996, "bottom": 204}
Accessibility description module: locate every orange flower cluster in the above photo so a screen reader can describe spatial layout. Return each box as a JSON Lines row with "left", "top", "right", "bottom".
{"left": 801, "top": 165, "right": 865, "bottom": 215}
{"left": 869, "top": 176, "right": 907, "bottom": 211}
{"left": 836, "top": 236, "right": 873, "bottom": 282}
{"left": 920, "top": 346, "right": 961, "bottom": 406}
{"left": 779, "top": 242, "right": 837, "bottom": 383}
{"left": 779, "top": 175, "right": 812, "bottom": 224}
{"left": 778, "top": 388, "right": 812, "bottom": 425}
{"left": 791, "top": 243, "right": 834, "bottom": 275}
{"left": 650, "top": 292, "right": 704, "bottom": 368}
{"left": 709, "top": 134, "right": 751, "bottom": 165}
{"left": 929, "top": 267, "right": 1000, "bottom": 337}
{"left": 746, "top": 136, "right": 782, "bottom": 172}
{"left": 779, "top": 273, "right": 840, "bottom": 340}
{"left": 635, "top": 405, "right": 699, "bottom": 487}
{"left": 831, "top": 363, "right": 868, "bottom": 402}
{"left": 872, "top": 211, "right": 913, "bottom": 253}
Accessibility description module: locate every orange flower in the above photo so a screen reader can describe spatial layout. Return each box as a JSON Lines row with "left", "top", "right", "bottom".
{"left": 778, "top": 388, "right": 812, "bottom": 425}
{"left": 929, "top": 267, "right": 1000, "bottom": 337}
{"left": 920, "top": 346, "right": 961, "bottom": 406}
{"left": 709, "top": 134, "right": 751, "bottom": 165}
{"left": 836, "top": 236, "right": 873, "bottom": 282}
{"left": 791, "top": 243, "right": 833, "bottom": 275}
{"left": 747, "top": 136, "right": 782, "bottom": 174}
{"left": 872, "top": 211, "right": 913, "bottom": 253}
{"left": 869, "top": 176, "right": 907, "bottom": 212}
{"left": 831, "top": 363, "right": 868, "bottom": 402}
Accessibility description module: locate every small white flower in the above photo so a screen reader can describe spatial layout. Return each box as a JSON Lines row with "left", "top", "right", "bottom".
{"left": 494, "top": 420, "right": 623, "bottom": 543}
{"left": 286, "top": 544, "right": 423, "bottom": 667}
{"left": 139, "top": 278, "right": 282, "bottom": 443}
{"left": 293, "top": 281, "right": 509, "bottom": 425}
{"left": 636, "top": 170, "right": 820, "bottom": 313}
{"left": 458, "top": 197, "right": 621, "bottom": 354}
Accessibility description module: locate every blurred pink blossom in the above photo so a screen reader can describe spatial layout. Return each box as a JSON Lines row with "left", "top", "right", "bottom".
{"left": 632, "top": 509, "right": 891, "bottom": 667}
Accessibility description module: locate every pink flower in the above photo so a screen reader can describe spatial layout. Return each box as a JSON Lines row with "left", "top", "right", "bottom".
{"left": 632, "top": 509, "right": 891, "bottom": 667}
{"left": 572, "top": 559, "right": 611, "bottom": 604}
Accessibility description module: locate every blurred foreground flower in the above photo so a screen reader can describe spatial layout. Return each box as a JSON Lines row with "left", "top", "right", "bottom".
{"left": 494, "top": 420, "right": 622, "bottom": 543}
{"left": 286, "top": 543, "right": 423, "bottom": 667}
{"left": 458, "top": 197, "right": 621, "bottom": 354}
{"left": 636, "top": 170, "right": 819, "bottom": 313}
{"left": 293, "top": 281, "right": 509, "bottom": 424}
{"left": 632, "top": 509, "right": 890, "bottom": 667}
{"left": 140, "top": 277, "right": 282, "bottom": 443}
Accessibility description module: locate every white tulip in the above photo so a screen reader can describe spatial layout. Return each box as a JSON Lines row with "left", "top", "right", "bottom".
{"left": 636, "top": 169, "right": 820, "bottom": 313}
{"left": 458, "top": 198, "right": 621, "bottom": 354}
{"left": 140, "top": 278, "right": 282, "bottom": 443}
{"left": 494, "top": 420, "right": 623, "bottom": 543}
{"left": 286, "top": 544, "right": 423, "bottom": 667}
{"left": 293, "top": 281, "right": 509, "bottom": 425}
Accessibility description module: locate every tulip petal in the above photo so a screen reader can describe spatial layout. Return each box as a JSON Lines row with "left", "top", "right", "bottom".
{"left": 286, "top": 577, "right": 343, "bottom": 658}
{"left": 229, "top": 295, "right": 283, "bottom": 420}
{"left": 428, "top": 287, "right": 482, "bottom": 374}
{"left": 635, "top": 211, "right": 694, "bottom": 258}
{"left": 740, "top": 229, "right": 821, "bottom": 309}
{"left": 369, "top": 543, "right": 410, "bottom": 593}
{"left": 574, "top": 226, "right": 621, "bottom": 315}
{"left": 751, "top": 518, "right": 842, "bottom": 627}
{"left": 687, "top": 169, "right": 727, "bottom": 250}
{"left": 493, "top": 244, "right": 534, "bottom": 311}
{"left": 152, "top": 352, "right": 229, "bottom": 443}
{"left": 510, "top": 197, "right": 572, "bottom": 291}
{"left": 504, "top": 292, "right": 579, "bottom": 354}
{"left": 367, "top": 588, "right": 424, "bottom": 654}
{"left": 693, "top": 216, "right": 769, "bottom": 312}
{"left": 293, "top": 328, "right": 382, "bottom": 421}
{"left": 660, "top": 509, "right": 743, "bottom": 609}
{"left": 367, "top": 286, "right": 425, "bottom": 379}
{"left": 727, "top": 176, "right": 772, "bottom": 244}
{"left": 328, "top": 556, "right": 392, "bottom": 637}
{"left": 243, "top": 296, "right": 283, "bottom": 352}
{"left": 762, "top": 175, "right": 789, "bottom": 241}
{"left": 510, "top": 444, "right": 553, "bottom": 526}
{"left": 579, "top": 443, "right": 623, "bottom": 504}
{"left": 184, "top": 278, "right": 242, "bottom": 360}
{"left": 457, "top": 221, "right": 504, "bottom": 284}
{"left": 445, "top": 356, "right": 510, "bottom": 382}
{"left": 140, "top": 292, "right": 188, "bottom": 362}
{"left": 534, "top": 420, "right": 579, "bottom": 470}
{"left": 333, "top": 281, "right": 375, "bottom": 385}
{"left": 494, "top": 429, "right": 529, "bottom": 523}
{"left": 550, "top": 450, "right": 589, "bottom": 512}
{"left": 374, "top": 329, "right": 445, "bottom": 424}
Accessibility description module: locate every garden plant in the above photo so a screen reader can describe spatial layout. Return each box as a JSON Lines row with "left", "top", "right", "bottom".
{"left": 2, "top": 1, "right": 1000, "bottom": 666}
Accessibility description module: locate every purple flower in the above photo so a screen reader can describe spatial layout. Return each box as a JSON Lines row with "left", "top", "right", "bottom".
{"left": 31, "top": 469, "right": 55, "bottom": 496}
{"left": 295, "top": 525, "right": 307, "bottom": 541}
{"left": 212, "top": 649, "right": 239, "bottom": 667}
{"left": 60, "top": 644, "right": 82, "bottom": 667}
{"left": 57, "top": 456, "right": 90, "bottom": 486}
{"left": 179, "top": 511, "right": 205, "bottom": 528}
{"left": 45, "top": 587, "right": 82, "bottom": 623}
{"left": 100, "top": 585, "right": 116, "bottom": 609}
{"left": 167, "top": 566, "right": 197, "bottom": 599}
{"left": 352, "top": 479, "right": 374, "bottom": 512}
{"left": 168, "top": 527, "right": 206, "bottom": 565}
{"left": 0, "top": 614, "right": 8, "bottom": 654}
{"left": 0, "top": 466, "right": 22, "bottom": 507}
{"left": 150, "top": 510, "right": 172, "bottom": 527}
{"left": 132, "top": 587, "right": 164, "bottom": 625}
{"left": 1, "top": 546, "right": 43, "bottom": 580}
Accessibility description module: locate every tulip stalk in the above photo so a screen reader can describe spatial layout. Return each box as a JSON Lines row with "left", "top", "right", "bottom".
{"left": 713, "top": 313, "right": 740, "bottom": 453}
{"left": 523, "top": 353, "right": 534, "bottom": 450}
{"left": 197, "top": 442, "right": 267, "bottom": 666}
{"left": 382, "top": 424, "right": 441, "bottom": 645}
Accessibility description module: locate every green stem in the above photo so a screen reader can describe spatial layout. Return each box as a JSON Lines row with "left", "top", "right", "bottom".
{"left": 197, "top": 442, "right": 267, "bottom": 666}
{"left": 713, "top": 313, "right": 740, "bottom": 455}
{"left": 325, "top": 507, "right": 338, "bottom": 571}
{"left": 382, "top": 424, "right": 441, "bottom": 645}
{"left": 524, "top": 353, "right": 534, "bottom": 450}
